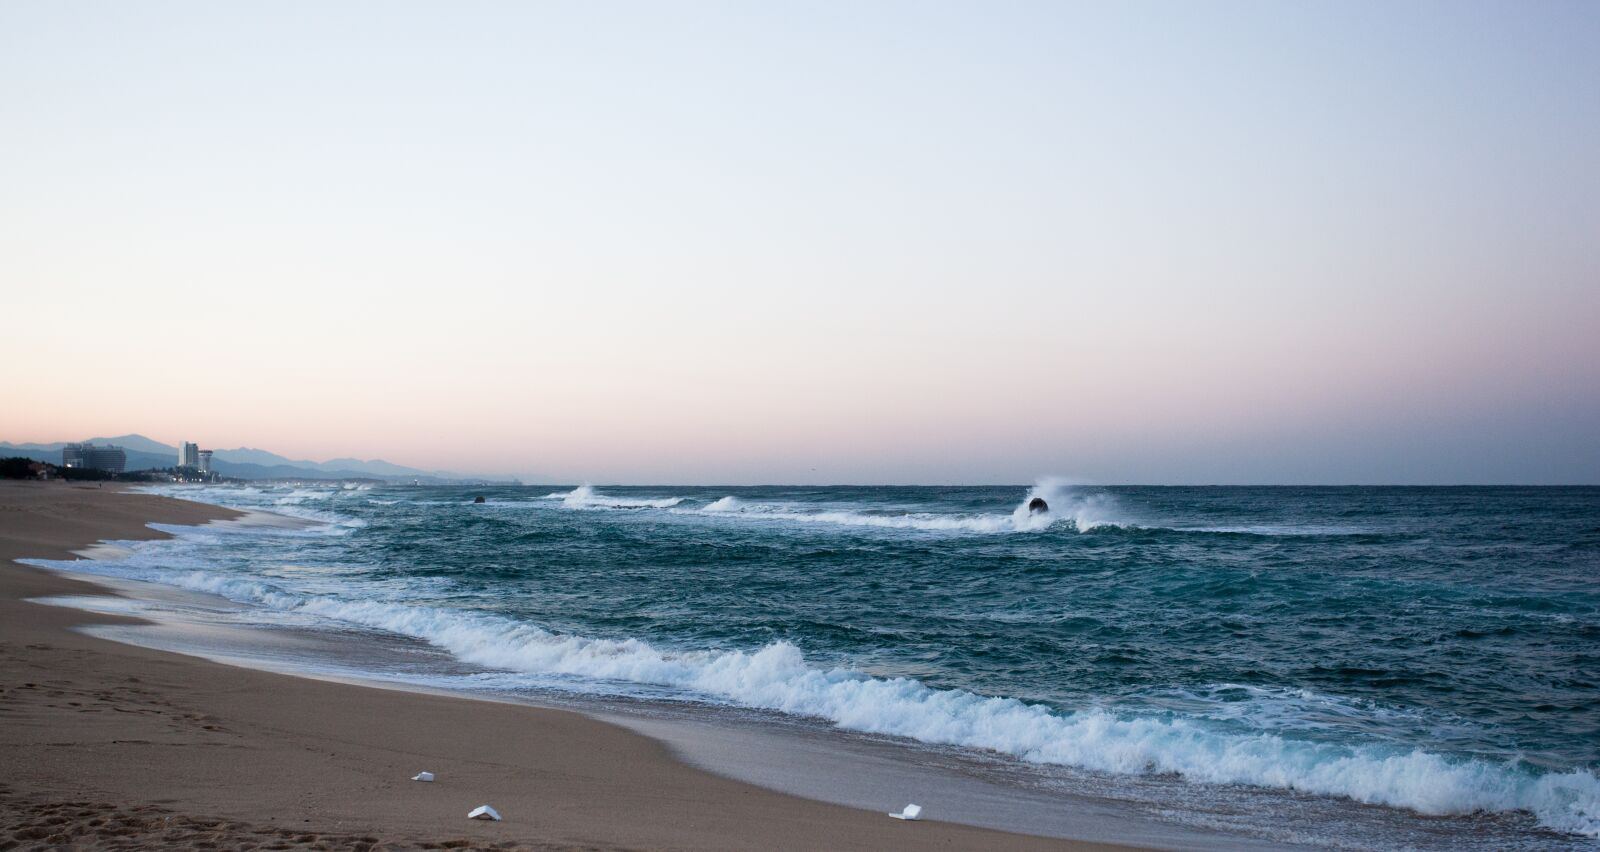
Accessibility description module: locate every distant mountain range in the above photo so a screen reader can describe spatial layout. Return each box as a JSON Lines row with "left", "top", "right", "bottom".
{"left": 0, "top": 434, "right": 518, "bottom": 485}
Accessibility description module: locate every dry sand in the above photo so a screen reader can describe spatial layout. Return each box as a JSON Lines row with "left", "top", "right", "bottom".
{"left": 0, "top": 481, "right": 1136, "bottom": 851}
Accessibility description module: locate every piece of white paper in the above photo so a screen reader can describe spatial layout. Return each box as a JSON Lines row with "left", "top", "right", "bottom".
{"left": 888, "top": 803, "right": 922, "bottom": 820}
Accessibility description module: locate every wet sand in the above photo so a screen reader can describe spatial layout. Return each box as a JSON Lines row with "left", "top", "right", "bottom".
{"left": 0, "top": 481, "right": 1136, "bottom": 850}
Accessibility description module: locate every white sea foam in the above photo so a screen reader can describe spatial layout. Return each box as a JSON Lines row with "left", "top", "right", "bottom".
{"left": 27, "top": 537, "right": 1600, "bottom": 840}
{"left": 273, "top": 487, "right": 338, "bottom": 504}
{"left": 702, "top": 504, "right": 1037, "bottom": 533}
{"left": 695, "top": 478, "right": 1126, "bottom": 535}
{"left": 540, "top": 479, "right": 1126, "bottom": 535}
{"left": 1018, "top": 477, "right": 1125, "bottom": 532}
{"left": 542, "top": 485, "right": 685, "bottom": 509}
{"left": 64, "top": 485, "right": 1600, "bottom": 839}
{"left": 135, "top": 485, "right": 365, "bottom": 532}
{"left": 702, "top": 496, "right": 742, "bottom": 512}
{"left": 1175, "top": 525, "right": 1371, "bottom": 537}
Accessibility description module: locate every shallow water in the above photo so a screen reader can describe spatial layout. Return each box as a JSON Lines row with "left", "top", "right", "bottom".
{"left": 26, "top": 482, "right": 1600, "bottom": 848}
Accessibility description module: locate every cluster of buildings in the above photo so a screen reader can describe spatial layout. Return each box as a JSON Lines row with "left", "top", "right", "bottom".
{"left": 179, "top": 441, "right": 214, "bottom": 473}
{"left": 61, "top": 443, "right": 127, "bottom": 473}
{"left": 58, "top": 440, "right": 216, "bottom": 478}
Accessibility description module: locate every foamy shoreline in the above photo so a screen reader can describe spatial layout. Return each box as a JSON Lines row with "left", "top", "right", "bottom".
{"left": 47, "top": 481, "right": 1600, "bottom": 848}
{"left": 0, "top": 481, "right": 1130, "bottom": 851}
{"left": 106, "top": 482, "right": 1600, "bottom": 847}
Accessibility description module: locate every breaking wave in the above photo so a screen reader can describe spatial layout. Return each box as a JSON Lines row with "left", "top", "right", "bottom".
{"left": 25, "top": 541, "right": 1600, "bottom": 840}
{"left": 542, "top": 485, "right": 685, "bottom": 509}
{"left": 696, "top": 478, "right": 1125, "bottom": 534}
{"left": 144, "top": 485, "right": 365, "bottom": 531}
{"left": 701, "top": 496, "right": 742, "bottom": 512}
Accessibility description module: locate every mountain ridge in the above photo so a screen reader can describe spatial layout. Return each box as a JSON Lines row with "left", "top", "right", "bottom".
{"left": 0, "top": 434, "right": 517, "bottom": 484}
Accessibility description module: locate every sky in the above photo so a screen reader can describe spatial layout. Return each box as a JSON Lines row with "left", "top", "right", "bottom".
{"left": 2, "top": 1, "right": 1596, "bottom": 484}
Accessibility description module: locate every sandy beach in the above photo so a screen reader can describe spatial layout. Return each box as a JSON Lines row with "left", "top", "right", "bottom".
{"left": 0, "top": 481, "right": 1131, "bottom": 851}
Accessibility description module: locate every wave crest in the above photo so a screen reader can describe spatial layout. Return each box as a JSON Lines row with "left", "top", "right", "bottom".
{"left": 695, "top": 478, "right": 1126, "bottom": 534}
{"left": 30, "top": 543, "right": 1598, "bottom": 839}
{"left": 543, "top": 485, "right": 685, "bottom": 509}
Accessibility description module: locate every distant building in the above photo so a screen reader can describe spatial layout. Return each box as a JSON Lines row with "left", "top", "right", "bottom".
{"left": 62, "top": 443, "right": 126, "bottom": 473}
{"left": 180, "top": 442, "right": 199, "bottom": 467}
{"left": 198, "top": 450, "right": 213, "bottom": 473}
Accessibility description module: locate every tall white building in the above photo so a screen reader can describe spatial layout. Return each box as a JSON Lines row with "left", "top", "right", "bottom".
{"left": 180, "top": 442, "right": 199, "bottom": 468}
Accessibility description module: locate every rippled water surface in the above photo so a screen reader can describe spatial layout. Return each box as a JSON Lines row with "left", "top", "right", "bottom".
{"left": 30, "top": 482, "right": 1600, "bottom": 847}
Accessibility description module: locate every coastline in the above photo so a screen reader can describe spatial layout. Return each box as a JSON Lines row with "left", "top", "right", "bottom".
{"left": 0, "top": 482, "right": 1134, "bottom": 850}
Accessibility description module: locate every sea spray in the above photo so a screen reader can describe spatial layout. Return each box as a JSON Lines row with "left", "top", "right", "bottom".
{"left": 695, "top": 478, "right": 1127, "bottom": 534}
{"left": 545, "top": 484, "right": 685, "bottom": 509}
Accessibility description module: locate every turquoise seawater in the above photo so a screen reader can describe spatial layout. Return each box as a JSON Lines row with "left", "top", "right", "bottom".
{"left": 30, "top": 482, "right": 1600, "bottom": 847}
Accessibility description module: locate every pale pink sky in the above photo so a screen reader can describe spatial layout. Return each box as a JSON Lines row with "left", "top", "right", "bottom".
{"left": 3, "top": 3, "right": 1596, "bottom": 483}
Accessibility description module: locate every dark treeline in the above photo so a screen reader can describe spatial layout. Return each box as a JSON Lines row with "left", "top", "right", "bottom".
{"left": 0, "top": 458, "right": 218, "bottom": 483}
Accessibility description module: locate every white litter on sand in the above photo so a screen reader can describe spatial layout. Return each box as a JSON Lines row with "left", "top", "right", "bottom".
{"left": 468, "top": 804, "right": 501, "bottom": 821}
{"left": 412, "top": 772, "right": 435, "bottom": 782}
{"left": 888, "top": 803, "right": 922, "bottom": 821}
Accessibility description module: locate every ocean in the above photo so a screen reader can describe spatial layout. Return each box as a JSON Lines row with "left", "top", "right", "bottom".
{"left": 25, "top": 482, "right": 1600, "bottom": 849}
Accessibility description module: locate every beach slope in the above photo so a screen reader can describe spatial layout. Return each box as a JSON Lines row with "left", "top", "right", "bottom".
{"left": 0, "top": 482, "right": 1127, "bottom": 850}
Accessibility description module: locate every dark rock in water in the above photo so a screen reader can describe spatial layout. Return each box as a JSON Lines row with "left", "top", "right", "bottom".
{"left": 1028, "top": 497, "right": 1049, "bottom": 514}
{"left": 473, "top": 495, "right": 486, "bottom": 504}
